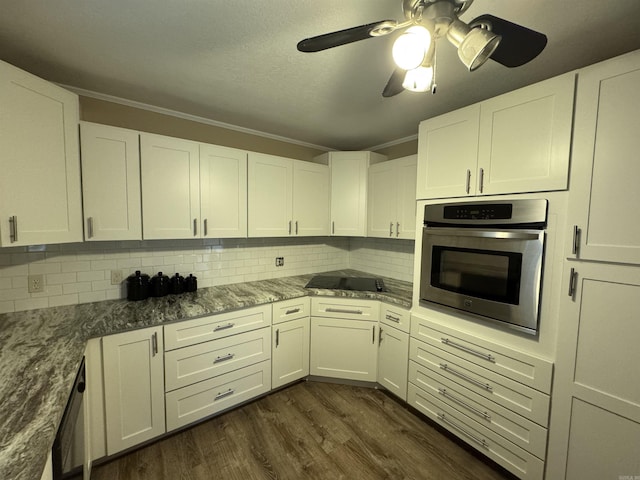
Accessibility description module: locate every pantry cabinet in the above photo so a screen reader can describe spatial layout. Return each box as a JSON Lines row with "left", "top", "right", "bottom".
{"left": 417, "top": 73, "right": 574, "bottom": 200}
{"left": 272, "top": 297, "right": 310, "bottom": 389}
{"left": 0, "top": 59, "right": 83, "bottom": 246}
{"left": 565, "top": 49, "right": 640, "bottom": 265}
{"left": 80, "top": 122, "right": 142, "bottom": 241}
{"left": 248, "top": 153, "right": 329, "bottom": 237}
{"left": 102, "top": 326, "right": 165, "bottom": 455}
{"left": 367, "top": 155, "right": 417, "bottom": 239}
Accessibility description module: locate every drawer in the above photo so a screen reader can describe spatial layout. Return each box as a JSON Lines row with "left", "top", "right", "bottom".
{"left": 272, "top": 297, "right": 310, "bottom": 325}
{"left": 408, "top": 384, "right": 545, "bottom": 480}
{"left": 380, "top": 304, "right": 410, "bottom": 333}
{"left": 311, "top": 297, "right": 379, "bottom": 321}
{"left": 411, "top": 316, "right": 553, "bottom": 393}
{"left": 164, "top": 304, "right": 271, "bottom": 350}
{"left": 410, "top": 338, "right": 550, "bottom": 426}
{"left": 165, "top": 327, "right": 271, "bottom": 391}
{"left": 408, "top": 361, "right": 547, "bottom": 459}
{"left": 166, "top": 360, "right": 271, "bottom": 431}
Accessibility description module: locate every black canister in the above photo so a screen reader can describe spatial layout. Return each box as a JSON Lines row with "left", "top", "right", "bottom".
{"left": 169, "top": 273, "right": 185, "bottom": 295}
{"left": 150, "top": 271, "right": 170, "bottom": 297}
{"left": 126, "top": 270, "right": 150, "bottom": 301}
{"left": 184, "top": 274, "right": 198, "bottom": 292}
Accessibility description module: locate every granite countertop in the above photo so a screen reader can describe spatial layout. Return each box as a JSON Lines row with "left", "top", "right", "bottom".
{"left": 0, "top": 269, "right": 412, "bottom": 480}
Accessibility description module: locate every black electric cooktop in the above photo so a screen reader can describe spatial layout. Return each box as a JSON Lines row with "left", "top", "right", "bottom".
{"left": 305, "top": 276, "right": 387, "bottom": 292}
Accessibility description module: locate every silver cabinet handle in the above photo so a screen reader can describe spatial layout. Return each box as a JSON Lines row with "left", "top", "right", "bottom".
{"left": 332, "top": 221, "right": 335, "bottom": 235}
{"left": 214, "top": 323, "right": 235, "bottom": 332}
{"left": 214, "top": 353, "right": 235, "bottom": 364}
{"left": 285, "top": 308, "right": 300, "bottom": 315}
{"left": 193, "top": 218, "right": 198, "bottom": 237}
{"left": 568, "top": 267, "right": 577, "bottom": 298}
{"left": 437, "top": 413, "right": 489, "bottom": 449}
{"left": 389, "top": 222, "right": 394, "bottom": 237}
{"left": 87, "top": 217, "right": 94, "bottom": 239}
{"left": 214, "top": 389, "right": 235, "bottom": 401}
{"left": 204, "top": 218, "right": 208, "bottom": 237}
{"left": 378, "top": 327, "right": 383, "bottom": 345}
{"left": 396, "top": 222, "right": 400, "bottom": 238}
{"left": 439, "top": 363, "right": 493, "bottom": 391}
{"left": 9, "top": 216, "right": 18, "bottom": 243}
{"left": 479, "top": 167, "right": 485, "bottom": 193}
{"left": 295, "top": 220, "right": 298, "bottom": 235}
{"left": 151, "top": 332, "right": 158, "bottom": 356}
{"left": 275, "top": 328, "right": 280, "bottom": 347}
{"left": 288, "top": 220, "right": 292, "bottom": 235}
{"left": 385, "top": 314, "right": 400, "bottom": 323}
{"left": 326, "top": 308, "right": 363, "bottom": 315}
{"left": 441, "top": 337, "right": 495, "bottom": 362}
{"left": 572, "top": 225, "right": 581, "bottom": 255}
{"left": 438, "top": 388, "right": 491, "bottom": 420}
{"left": 372, "top": 325, "right": 375, "bottom": 344}
{"left": 465, "top": 169, "right": 471, "bottom": 194}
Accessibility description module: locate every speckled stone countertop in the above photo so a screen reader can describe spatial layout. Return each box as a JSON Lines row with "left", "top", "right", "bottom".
{"left": 0, "top": 270, "right": 412, "bottom": 480}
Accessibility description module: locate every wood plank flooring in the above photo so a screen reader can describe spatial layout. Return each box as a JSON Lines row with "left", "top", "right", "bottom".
{"left": 92, "top": 381, "right": 515, "bottom": 480}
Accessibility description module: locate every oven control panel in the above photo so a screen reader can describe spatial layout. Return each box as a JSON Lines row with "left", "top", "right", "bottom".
{"left": 443, "top": 204, "right": 513, "bottom": 220}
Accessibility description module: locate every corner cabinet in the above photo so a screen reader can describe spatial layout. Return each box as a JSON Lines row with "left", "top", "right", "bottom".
{"left": 80, "top": 122, "right": 142, "bottom": 241}
{"left": 417, "top": 72, "right": 575, "bottom": 200}
{"left": 248, "top": 153, "right": 329, "bottom": 237}
{"left": 367, "top": 155, "right": 417, "bottom": 239}
{"left": 102, "top": 326, "right": 165, "bottom": 455}
{"left": 0, "top": 59, "right": 82, "bottom": 246}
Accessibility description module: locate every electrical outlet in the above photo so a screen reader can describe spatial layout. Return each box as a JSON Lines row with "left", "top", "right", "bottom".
{"left": 28, "top": 274, "right": 45, "bottom": 293}
{"left": 111, "top": 269, "right": 124, "bottom": 285}
{"left": 275, "top": 257, "right": 284, "bottom": 267}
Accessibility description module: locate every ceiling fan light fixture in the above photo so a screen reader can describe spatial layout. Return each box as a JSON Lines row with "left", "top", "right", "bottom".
{"left": 402, "top": 66, "right": 434, "bottom": 92}
{"left": 447, "top": 19, "right": 501, "bottom": 71}
{"left": 392, "top": 25, "right": 432, "bottom": 70}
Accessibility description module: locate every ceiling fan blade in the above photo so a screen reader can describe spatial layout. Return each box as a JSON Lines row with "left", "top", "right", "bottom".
{"left": 382, "top": 69, "right": 406, "bottom": 98}
{"left": 470, "top": 14, "right": 547, "bottom": 67}
{"left": 297, "top": 20, "right": 394, "bottom": 52}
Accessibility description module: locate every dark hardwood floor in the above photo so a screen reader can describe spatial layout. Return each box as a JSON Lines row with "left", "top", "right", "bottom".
{"left": 92, "top": 381, "right": 514, "bottom": 480}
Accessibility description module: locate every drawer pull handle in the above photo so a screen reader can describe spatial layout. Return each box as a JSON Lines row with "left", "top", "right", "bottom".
{"left": 438, "top": 388, "right": 491, "bottom": 420}
{"left": 439, "top": 363, "right": 493, "bottom": 392}
{"left": 214, "top": 353, "right": 235, "bottom": 363}
{"left": 326, "top": 308, "right": 363, "bottom": 315}
{"left": 437, "top": 413, "right": 489, "bottom": 449}
{"left": 214, "top": 389, "right": 235, "bottom": 401}
{"left": 214, "top": 323, "right": 235, "bottom": 332}
{"left": 441, "top": 338, "right": 495, "bottom": 362}
{"left": 285, "top": 308, "right": 300, "bottom": 315}
{"left": 385, "top": 314, "right": 400, "bottom": 323}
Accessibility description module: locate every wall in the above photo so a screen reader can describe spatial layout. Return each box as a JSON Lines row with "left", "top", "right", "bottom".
{"left": 0, "top": 237, "right": 414, "bottom": 314}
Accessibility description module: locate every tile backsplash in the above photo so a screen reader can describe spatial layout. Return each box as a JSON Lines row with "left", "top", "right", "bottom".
{"left": 0, "top": 237, "right": 414, "bottom": 314}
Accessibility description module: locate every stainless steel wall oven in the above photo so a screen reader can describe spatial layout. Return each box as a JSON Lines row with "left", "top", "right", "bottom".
{"left": 420, "top": 199, "right": 548, "bottom": 334}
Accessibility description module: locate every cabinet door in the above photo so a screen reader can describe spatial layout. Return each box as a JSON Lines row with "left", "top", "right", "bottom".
{"left": 292, "top": 160, "right": 330, "bottom": 236}
{"left": 102, "top": 326, "right": 165, "bottom": 455}
{"left": 566, "top": 50, "right": 640, "bottom": 264}
{"left": 272, "top": 317, "right": 310, "bottom": 389}
{"left": 394, "top": 155, "right": 417, "bottom": 240}
{"left": 310, "top": 317, "right": 377, "bottom": 382}
{"left": 478, "top": 73, "right": 574, "bottom": 196}
{"left": 367, "top": 160, "right": 397, "bottom": 238}
{"left": 200, "top": 144, "right": 247, "bottom": 238}
{"left": 247, "top": 153, "right": 293, "bottom": 237}
{"left": 0, "top": 60, "right": 82, "bottom": 246}
{"left": 416, "top": 104, "right": 480, "bottom": 199}
{"left": 140, "top": 134, "right": 200, "bottom": 239}
{"left": 377, "top": 324, "right": 409, "bottom": 401}
{"left": 80, "top": 122, "right": 142, "bottom": 241}
{"left": 328, "top": 152, "right": 371, "bottom": 236}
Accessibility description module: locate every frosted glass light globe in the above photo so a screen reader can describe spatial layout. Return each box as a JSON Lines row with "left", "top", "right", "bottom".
{"left": 402, "top": 66, "right": 434, "bottom": 92}
{"left": 392, "top": 26, "right": 431, "bottom": 70}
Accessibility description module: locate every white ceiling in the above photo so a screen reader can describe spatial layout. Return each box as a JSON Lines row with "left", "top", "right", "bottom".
{"left": 1, "top": 1, "right": 639, "bottom": 151}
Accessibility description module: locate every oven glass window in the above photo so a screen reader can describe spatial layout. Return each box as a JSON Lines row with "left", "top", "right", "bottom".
{"left": 431, "top": 246, "right": 523, "bottom": 304}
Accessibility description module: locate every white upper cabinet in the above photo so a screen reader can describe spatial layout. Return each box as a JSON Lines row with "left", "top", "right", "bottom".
{"left": 566, "top": 50, "right": 640, "bottom": 265}
{"left": 368, "top": 155, "right": 417, "bottom": 239}
{"left": 80, "top": 122, "right": 142, "bottom": 241}
{"left": 0, "top": 60, "right": 82, "bottom": 246}
{"left": 200, "top": 144, "right": 247, "bottom": 238}
{"left": 140, "top": 133, "right": 200, "bottom": 239}
{"left": 248, "top": 153, "right": 329, "bottom": 237}
{"left": 417, "top": 73, "right": 575, "bottom": 200}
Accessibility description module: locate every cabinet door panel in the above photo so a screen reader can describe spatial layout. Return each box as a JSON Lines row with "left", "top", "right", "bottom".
{"left": 272, "top": 317, "right": 310, "bottom": 389}
{"left": 395, "top": 155, "right": 417, "bottom": 239}
{"left": 293, "top": 161, "right": 330, "bottom": 236}
{"left": 328, "top": 152, "right": 371, "bottom": 236}
{"left": 378, "top": 325, "right": 409, "bottom": 400}
{"left": 140, "top": 134, "right": 200, "bottom": 239}
{"left": 200, "top": 144, "right": 247, "bottom": 238}
{"left": 80, "top": 122, "right": 141, "bottom": 241}
{"left": 367, "top": 161, "right": 396, "bottom": 238}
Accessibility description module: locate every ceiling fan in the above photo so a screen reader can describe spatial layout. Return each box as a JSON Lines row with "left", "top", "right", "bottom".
{"left": 297, "top": 0, "right": 547, "bottom": 97}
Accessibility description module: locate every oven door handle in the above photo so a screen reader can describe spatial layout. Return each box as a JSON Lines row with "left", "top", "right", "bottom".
{"left": 424, "top": 227, "right": 542, "bottom": 241}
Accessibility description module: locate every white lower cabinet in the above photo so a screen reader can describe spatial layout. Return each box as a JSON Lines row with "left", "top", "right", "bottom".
{"left": 377, "top": 305, "right": 409, "bottom": 401}
{"left": 272, "top": 298, "right": 310, "bottom": 389}
{"left": 102, "top": 326, "right": 165, "bottom": 456}
{"left": 408, "top": 315, "right": 553, "bottom": 480}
